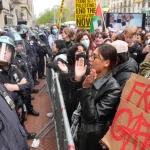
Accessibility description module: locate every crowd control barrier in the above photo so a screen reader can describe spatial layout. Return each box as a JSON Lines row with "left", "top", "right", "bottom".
{"left": 46, "top": 68, "right": 75, "bottom": 150}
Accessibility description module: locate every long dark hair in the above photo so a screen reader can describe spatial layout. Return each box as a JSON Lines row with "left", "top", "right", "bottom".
{"left": 67, "top": 43, "right": 87, "bottom": 65}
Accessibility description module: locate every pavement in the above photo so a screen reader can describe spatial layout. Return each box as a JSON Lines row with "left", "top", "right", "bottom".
{"left": 25, "top": 78, "right": 57, "bottom": 150}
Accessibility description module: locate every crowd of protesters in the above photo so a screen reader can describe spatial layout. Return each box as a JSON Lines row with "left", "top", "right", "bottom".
{"left": 0, "top": 23, "right": 150, "bottom": 150}
{"left": 46, "top": 24, "right": 150, "bottom": 150}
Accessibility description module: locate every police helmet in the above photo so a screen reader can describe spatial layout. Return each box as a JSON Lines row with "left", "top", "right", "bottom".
{"left": 17, "top": 24, "right": 28, "bottom": 39}
{"left": 5, "top": 31, "right": 25, "bottom": 53}
{"left": 5, "top": 31, "right": 23, "bottom": 42}
{"left": 0, "top": 36, "right": 16, "bottom": 65}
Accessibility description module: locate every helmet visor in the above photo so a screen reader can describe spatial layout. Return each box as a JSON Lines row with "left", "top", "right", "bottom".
{"left": 0, "top": 43, "right": 14, "bottom": 65}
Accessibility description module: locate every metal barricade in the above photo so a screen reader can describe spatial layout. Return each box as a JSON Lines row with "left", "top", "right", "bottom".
{"left": 46, "top": 68, "right": 75, "bottom": 150}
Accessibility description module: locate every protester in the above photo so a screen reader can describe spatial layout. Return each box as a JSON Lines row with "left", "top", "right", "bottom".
{"left": 75, "top": 31, "right": 94, "bottom": 55}
{"left": 111, "top": 40, "right": 138, "bottom": 90}
{"left": 46, "top": 40, "right": 68, "bottom": 70}
{"left": 70, "top": 44, "right": 121, "bottom": 150}
{"left": 62, "top": 27, "right": 75, "bottom": 49}
{"left": 139, "top": 53, "right": 150, "bottom": 78}
{"left": 93, "top": 32, "right": 106, "bottom": 46}
{"left": 58, "top": 43, "right": 89, "bottom": 123}
{"left": 124, "top": 25, "right": 143, "bottom": 65}
{"left": 136, "top": 33, "right": 145, "bottom": 46}
{"left": 48, "top": 24, "right": 59, "bottom": 50}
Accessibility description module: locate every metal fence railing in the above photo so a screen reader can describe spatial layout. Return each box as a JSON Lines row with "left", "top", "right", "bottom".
{"left": 46, "top": 68, "right": 75, "bottom": 150}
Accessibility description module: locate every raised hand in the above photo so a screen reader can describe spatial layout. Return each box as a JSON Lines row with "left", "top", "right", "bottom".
{"left": 58, "top": 61, "right": 68, "bottom": 72}
{"left": 75, "top": 58, "right": 87, "bottom": 82}
{"left": 82, "top": 69, "right": 97, "bottom": 88}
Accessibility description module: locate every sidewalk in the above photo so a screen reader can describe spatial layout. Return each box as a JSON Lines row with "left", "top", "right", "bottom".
{"left": 25, "top": 79, "right": 57, "bottom": 150}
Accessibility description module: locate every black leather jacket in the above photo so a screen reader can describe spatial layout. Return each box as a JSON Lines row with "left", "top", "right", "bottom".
{"left": 70, "top": 72, "right": 121, "bottom": 150}
{"left": 71, "top": 72, "right": 121, "bottom": 124}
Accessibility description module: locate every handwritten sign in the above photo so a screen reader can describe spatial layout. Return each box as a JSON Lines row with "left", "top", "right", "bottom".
{"left": 75, "top": 0, "right": 96, "bottom": 28}
{"left": 102, "top": 73, "right": 150, "bottom": 150}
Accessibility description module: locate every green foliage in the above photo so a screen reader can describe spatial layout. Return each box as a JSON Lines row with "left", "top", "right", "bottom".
{"left": 36, "top": 7, "right": 75, "bottom": 25}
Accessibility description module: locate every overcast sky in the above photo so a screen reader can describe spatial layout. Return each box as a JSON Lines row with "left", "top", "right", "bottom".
{"left": 33, "top": 0, "right": 61, "bottom": 17}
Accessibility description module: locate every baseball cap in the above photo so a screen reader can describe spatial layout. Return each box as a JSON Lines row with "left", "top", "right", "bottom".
{"left": 111, "top": 40, "right": 128, "bottom": 53}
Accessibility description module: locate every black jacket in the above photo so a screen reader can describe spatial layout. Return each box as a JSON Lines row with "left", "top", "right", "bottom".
{"left": 0, "top": 64, "right": 31, "bottom": 97}
{"left": 46, "top": 48, "right": 68, "bottom": 70}
{"left": 113, "top": 58, "right": 138, "bottom": 90}
{"left": 65, "top": 41, "right": 74, "bottom": 49}
{"left": 71, "top": 72, "right": 121, "bottom": 123}
{"left": 70, "top": 72, "right": 121, "bottom": 150}
{"left": 128, "top": 42, "right": 143, "bottom": 64}
{"left": 14, "top": 52, "right": 34, "bottom": 90}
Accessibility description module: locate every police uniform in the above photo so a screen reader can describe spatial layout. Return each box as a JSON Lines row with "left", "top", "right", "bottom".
{"left": 14, "top": 52, "right": 35, "bottom": 113}
{"left": 24, "top": 39, "right": 38, "bottom": 84}
{"left": 0, "top": 83, "right": 29, "bottom": 150}
{"left": 0, "top": 64, "right": 31, "bottom": 124}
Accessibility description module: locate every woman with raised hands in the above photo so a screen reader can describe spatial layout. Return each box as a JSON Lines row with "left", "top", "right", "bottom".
{"left": 70, "top": 44, "right": 121, "bottom": 150}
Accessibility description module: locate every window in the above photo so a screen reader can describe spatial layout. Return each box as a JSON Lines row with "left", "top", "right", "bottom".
{"left": 128, "top": 8, "right": 130, "bottom": 12}
{"left": 129, "top": 0, "right": 131, "bottom": 6}
{"left": 142, "top": 3, "right": 145, "bottom": 8}
{"left": 114, "top": 4, "right": 115, "bottom": 9}
{"left": 121, "top": 2, "right": 122, "bottom": 7}
{"left": 148, "top": 2, "right": 150, "bottom": 7}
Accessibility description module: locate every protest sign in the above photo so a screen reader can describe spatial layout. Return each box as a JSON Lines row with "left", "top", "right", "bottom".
{"left": 102, "top": 73, "right": 150, "bottom": 150}
{"left": 75, "top": 0, "right": 96, "bottom": 28}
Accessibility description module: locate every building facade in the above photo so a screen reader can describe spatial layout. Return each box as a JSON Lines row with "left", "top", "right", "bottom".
{"left": 0, "top": 0, "right": 35, "bottom": 29}
{"left": 108, "top": 0, "right": 150, "bottom": 14}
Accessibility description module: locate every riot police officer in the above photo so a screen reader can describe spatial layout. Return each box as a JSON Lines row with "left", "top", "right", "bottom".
{"left": 5, "top": 30, "right": 39, "bottom": 116}
{"left": 0, "top": 82, "right": 29, "bottom": 150}
{"left": 0, "top": 36, "right": 36, "bottom": 139}
{"left": 17, "top": 24, "right": 39, "bottom": 93}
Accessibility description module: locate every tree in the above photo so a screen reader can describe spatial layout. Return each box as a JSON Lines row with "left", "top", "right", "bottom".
{"left": 36, "top": 6, "right": 75, "bottom": 25}
{"left": 36, "top": 8, "right": 54, "bottom": 24}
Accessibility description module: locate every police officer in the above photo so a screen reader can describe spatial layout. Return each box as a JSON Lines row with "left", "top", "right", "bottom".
{"left": 17, "top": 24, "right": 39, "bottom": 93}
{"left": 30, "top": 32, "right": 41, "bottom": 81}
{"left": 0, "top": 82, "right": 29, "bottom": 150}
{"left": 5, "top": 30, "right": 39, "bottom": 116}
{"left": 0, "top": 36, "right": 36, "bottom": 139}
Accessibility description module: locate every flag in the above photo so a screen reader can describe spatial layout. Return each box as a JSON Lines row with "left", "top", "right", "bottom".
{"left": 90, "top": 3, "right": 104, "bottom": 32}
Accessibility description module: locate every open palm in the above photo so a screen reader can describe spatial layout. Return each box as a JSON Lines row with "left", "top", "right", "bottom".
{"left": 75, "top": 58, "right": 87, "bottom": 79}
{"left": 58, "top": 61, "right": 68, "bottom": 72}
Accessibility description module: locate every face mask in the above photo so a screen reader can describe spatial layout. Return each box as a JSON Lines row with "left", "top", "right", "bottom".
{"left": 81, "top": 40, "right": 90, "bottom": 49}
{"left": 52, "top": 29, "right": 58, "bottom": 35}
{"left": 76, "top": 52, "right": 87, "bottom": 61}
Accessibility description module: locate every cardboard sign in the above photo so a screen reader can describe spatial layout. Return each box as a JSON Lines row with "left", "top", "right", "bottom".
{"left": 102, "top": 73, "right": 150, "bottom": 150}
{"left": 75, "top": 0, "right": 96, "bottom": 28}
